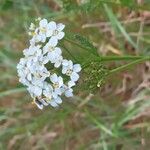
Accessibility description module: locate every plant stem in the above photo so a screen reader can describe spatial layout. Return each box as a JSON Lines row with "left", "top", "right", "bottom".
{"left": 99, "top": 56, "right": 147, "bottom": 61}
{"left": 109, "top": 57, "right": 150, "bottom": 75}
{"left": 82, "top": 56, "right": 150, "bottom": 69}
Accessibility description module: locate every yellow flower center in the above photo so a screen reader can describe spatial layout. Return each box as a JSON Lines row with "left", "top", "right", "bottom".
{"left": 53, "top": 82, "right": 59, "bottom": 88}
{"left": 40, "top": 27, "right": 46, "bottom": 33}
{"left": 53, "top": 30, "right": 58, "bottom": 36}
{"left": 34, "top": 73, "right": 41, "bottom": 78}
{"left": 66, "top": 69, "right": 72, "bottom": 76}
{"left": 48, "top": 46, "right": 55, "bottom": 52}
{"left": 28, "top": 31, "right": 37, "bottom": 36}
{"left": 44, "top": 97, "right": 51, "bottom": 103}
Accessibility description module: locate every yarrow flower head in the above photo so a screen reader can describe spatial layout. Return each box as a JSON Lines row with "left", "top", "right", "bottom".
{"left": 17, "top": 18, "right": 81, "bottom": 109}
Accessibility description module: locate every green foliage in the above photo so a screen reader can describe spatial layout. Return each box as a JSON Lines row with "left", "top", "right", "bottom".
{"left": 83, "top": 62, "right": 109, "bottom": 92}
{"left": 0, "top": 0, "right": 150, "bottom": 149}
{"left": 65, "top": 33, "right": 98, "bottom": 56}
{"left": 62, "top": 0, "right": 78, "bottom": 11}
{"left": 120, "top": 0, "right": 136, "bottom": 7}
{"left": 0, "top": 0, "right": 13, "bottom": 10}
{"left": 74, "top": 34, "right": 97, "bottom": 53}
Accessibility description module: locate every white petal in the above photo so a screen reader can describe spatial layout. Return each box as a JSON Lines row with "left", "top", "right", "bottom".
{"left": 62, "top": 59, "right": 69, "bottom": 66}
{"left": 27, "top": 61, "right": 32, "bottom": 68}
{"left": 34, "top": 86, "right": 42, "bottom": 96}
{"left": 58, "top": 77, "right": 63, "bottom": 86}
{"left": 35, "top": 102, "right": 43, "bottom": 110}
{"left": 55, "top": 88, "right": 62, "bottom": 95}
{"left": 43, "top": 56, "right": 49, "bottom": 64}
{"left": 48, "top": 52, "right": 55, "bottom": 61}
{"left": 56, "top": 32, "right": 65, "bottom": 40}
{"left": 54, "top": 97, "right": 62, "bottom": 104}
{"left": 43, "top": 90, "right": 48, "bottom": 97}
{"left": 52, "top": 92, "right": 58, "bottom": 99}
{"left": 50, "top": 73, "right": 58, "bottom": 83}
{"left": 41, "top": 99, "right": 49, "bottom": 106}
{"left": 49, "top": 37, "right": 58, "bottom": 46}
{"left": 46, "top": 30, "right": 53, "bottom": 37}
{"left": 39, "top": 19, "right": 48, "bottom": 27}
{"left": 27, "top": 74, "right": 32, "bottom": 81}
{"left": 48, "top": 21, "right": 57, "bottom": 30}
{"left": 40, "top": 34, "right": 46, "bottom": 43}
{"left": 55, "top": 47, "right": 62, "bottom": 55}
{"left": 50, "top": 100, "right": 58, "bottom": 107}
{"left": 68, "top": 60, "right": 73, "bottom": 68}
{"left": 65, "top": 89, "right": 73, "bottom": 97}
{"left": 68, "top": 80, "right": 75, "bottom": 87}
{"left": 71, "top": 72, "right": 79, "bottom": 82}
{"left": 43, "top": 46, "right": 48, "bottom": 54}
{"left": 62, "top": 67, "right": 67, "bottom": 74}
{"left": 73, "top": 64, "right": 81, "bottom": 72}
{"left": 54, "top": 61, "right": 61, "bottom": 68}
{"left": 57, "top": 23, "right": 65, "bottom": 31}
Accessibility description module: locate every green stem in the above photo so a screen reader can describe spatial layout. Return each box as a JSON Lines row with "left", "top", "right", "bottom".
{"left": 99, "top": 56, "right": 146, "bottom": 61}
{"left": 65, "top": 38, "right": 149, "bottom": 74}
{"left": 109, "top": 57, "right": 150, "bottom": 75}
{"left": 82, "top": 56, "right": 150, "bottom": 69}
{"left": 65, "top": 38, "right": 149, "bottom": 62}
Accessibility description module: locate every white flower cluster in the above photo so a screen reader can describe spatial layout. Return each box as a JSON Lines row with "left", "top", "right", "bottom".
{"left": 17, "top": 18, "right": 81, "bottom": 109}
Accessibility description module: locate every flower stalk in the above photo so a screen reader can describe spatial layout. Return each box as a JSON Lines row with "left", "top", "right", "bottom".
{"left": 109, "top": 57, "right": 150, "bottom": 75}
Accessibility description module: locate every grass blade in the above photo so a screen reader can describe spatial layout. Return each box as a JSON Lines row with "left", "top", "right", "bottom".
{"left": 104, "top": 4, "right": 138, "bottom": 50}
{"left": 0, "top": 87, "right": 26, "bottom": 98}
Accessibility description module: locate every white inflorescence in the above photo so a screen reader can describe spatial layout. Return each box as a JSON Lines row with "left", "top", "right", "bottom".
{"left": 17, "top": 18, "right": 81, "bottom": 109}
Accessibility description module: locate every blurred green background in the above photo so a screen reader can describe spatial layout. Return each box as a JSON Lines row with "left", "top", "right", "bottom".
{"left": 0, "top": 0, "right": 150, "bottom": 149}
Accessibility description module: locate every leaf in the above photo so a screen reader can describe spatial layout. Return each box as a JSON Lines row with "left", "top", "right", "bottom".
{"left": 74, "top": 34, "right": 97, "bottom": 53}
{"left": 65, "top": 33, "right": 98, "bottom": 56}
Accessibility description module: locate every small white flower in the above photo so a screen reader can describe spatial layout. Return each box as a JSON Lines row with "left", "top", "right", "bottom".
{"left": 50, "top": 74, "right": 63, "bottom": 88}
{"left": 38, "top": 19, "right": 55, "bottom": 42}
{"left": 23, "top": 45, "right": 42, "bottom": 62}
{"left": 43, "top": 82, "right": 53, "bottom": 101}
{"left": 62, "top": 60, "right": 81, "bottom": 82}
{"left": 43, "top": 38, "right": 58, "bottom": 55}
{"left": 43, "top": 39, "right": 62, "bottom": 62}
{"left": 17, "top": 58, "right": 33, "bottom": 84}
{"left": 49, "top": 54, "right": 63, "bottom": 68}
{"left": 29, "top": 28, "right": 42, "bottom": 45}
{"left": 37, "top": 55, "right": 49, "bottom": 65}
{"left": 33, "top": 66, "right": 50, "bottom": 82}
{"left": 62, "top": 80, "right": 75, "bottom": 97}
{"left": 43, "top": 82, "right": 62, "bottom": 107}
{"left": 50, "top": 73, "right": 63, "bottom": 95}
{"left": 49, "top": 22, "right": 65, "bottom": 44}
{"left": 52, "top": 95, "right": 62, "bottom": 105}
{"left": 27, "top": 84, "right": 43, "bottom": 97}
